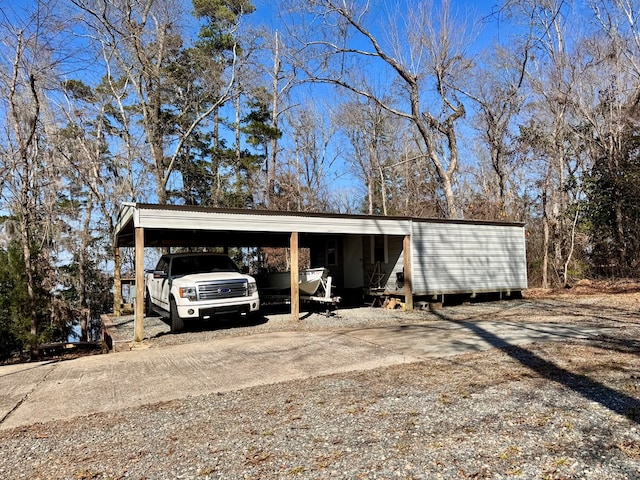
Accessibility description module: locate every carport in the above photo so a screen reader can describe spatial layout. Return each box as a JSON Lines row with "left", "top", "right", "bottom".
{"left": 113, "top": 203, "right": 415, "bottom": 342}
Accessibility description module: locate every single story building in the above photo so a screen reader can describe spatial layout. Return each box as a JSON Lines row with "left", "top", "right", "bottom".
{"left": 114, "top": 203, "right": 528, "bottom": 341}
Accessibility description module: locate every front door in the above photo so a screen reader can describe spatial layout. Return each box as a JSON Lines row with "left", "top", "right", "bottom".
{"left": 343, "top": 235, "right": 364, "bottom": 288}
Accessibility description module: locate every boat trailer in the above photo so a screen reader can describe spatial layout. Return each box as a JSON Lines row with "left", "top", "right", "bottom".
{"left": 301, "top": 274, "right": 342, "bottom": 306}
{"left": 260, "top": 274, "right": 341, "bottom": 314}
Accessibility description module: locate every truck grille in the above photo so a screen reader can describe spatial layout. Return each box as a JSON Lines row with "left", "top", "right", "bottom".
{"left": 198, "top": 280, "right": 247, "bottom": 300}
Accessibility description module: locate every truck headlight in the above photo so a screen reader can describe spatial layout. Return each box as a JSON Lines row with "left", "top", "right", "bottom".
{"left": 179, "top": 286, "right": 197, "bottom": 301}
{"left": 248, "top": 281, "right": 257, "bottom": 296}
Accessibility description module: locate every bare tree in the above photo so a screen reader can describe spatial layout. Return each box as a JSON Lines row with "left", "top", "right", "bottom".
{"left": 281, "top": 102, "right": 339, "bottom": 212}
{"left": 56, "top": 77, "right": 138, "bottom": 330}
{"left": 580, "top": 0, "right": 640, "bottom": 275}
{"left": 336, "top": 96, "right": 408, "bottom": 215}
{"left": 592, "top": 0, "right": 640, "bottom": 84}
{"left": 0, "top": 0, "right": 78, "bottom": 355}
{"left": 72, "top": 0, "right": 240, "bottom": 204}
{"left": 283, "top": 0, "right": 475, "bottom": 218}
{"left": 463, "top": 40, "right": 529, "bottom": 220}
{"left": 507, "top": 0, "right": 587, "bottom": 287}
{"left": 268, "top": 31, "right": 282, "bottom": 204}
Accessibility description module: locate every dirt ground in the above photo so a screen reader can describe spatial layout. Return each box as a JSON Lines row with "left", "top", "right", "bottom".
{"left": 1, "top": 281, "right": 640, "bottom": 479}
{"left": 0, "top": 280, "right": 640, "bottom": 480}
{"left": 525, "top": 278, "right": 640, "bottom": 298}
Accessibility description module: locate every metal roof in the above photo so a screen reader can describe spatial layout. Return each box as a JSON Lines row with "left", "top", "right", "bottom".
{"left": 115, "top": 202, "right": 525, "bottom": 248}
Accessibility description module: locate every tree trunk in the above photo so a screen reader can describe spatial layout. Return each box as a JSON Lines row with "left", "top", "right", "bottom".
{"left": 367, "top": 172, "right": 374, "bottom": 215}
{"left": 563, "top": 206, "right": 580, "bottom": 287}
{"left": 235, "top": 86, "right": 242, "bottom": 198}
{"left": 268, "top": 32, "right": 281, "bottom": 205}
{"left": 613, "top": 181, "right": 626, "bottom": 274}
{"left": 542, "top": 182, "right": 550, "bottom": 289}
{"left": 20, "top": 210, "right": 38, "bottom": 358}
{"left": 213, "top": 105, "right": 222, "bottom": 205}
{"left": 416, "top": 105, "right": 462, "bottom": 219}
{"left": 378, "top": 163, "right": 387, "bottom": 216}
{"left": 9, "top": 40, "right": 41, "bottom": 357}
{"left": 79, "top": 200, "right": 93, "bottom": 341}
{"left": 148, "top": 100, "right": 168, "bottom": 205}
{"left": 440, "top": 174, "right": 458, "bottom": 219}
{"left": 113, "top": 246, "right": 122, "bottom": 317}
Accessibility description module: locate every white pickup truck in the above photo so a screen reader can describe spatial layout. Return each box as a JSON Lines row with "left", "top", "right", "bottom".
{"left": 145, "top": 252, "right": 260, "bottom": 332}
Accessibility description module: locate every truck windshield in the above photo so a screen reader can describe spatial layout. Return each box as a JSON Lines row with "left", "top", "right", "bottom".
{"left": 171, "top": 256, "right": 239, "bottom": 276}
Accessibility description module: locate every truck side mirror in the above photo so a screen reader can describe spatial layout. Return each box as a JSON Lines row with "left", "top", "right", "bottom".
{"left": 153, "top": 270, "right": 168, "bottom": 279}
{"left": 241, "top": 266, "right": 249, "bottom": 274}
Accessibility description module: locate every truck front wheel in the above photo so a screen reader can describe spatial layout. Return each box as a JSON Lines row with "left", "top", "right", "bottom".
{"left": 169, "top": 298, "right": 184, "bottom": 332}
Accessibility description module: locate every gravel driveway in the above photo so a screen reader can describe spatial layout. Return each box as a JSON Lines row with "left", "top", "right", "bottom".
{"left": 1, "top": 293, "right": 639, "bottom": 479}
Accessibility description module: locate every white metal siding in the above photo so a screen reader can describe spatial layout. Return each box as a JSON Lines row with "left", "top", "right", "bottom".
{"left": 411, "top": 222, "right": 527, "bottom": 295}
{"left": 137, "top": 208, "right": 411, "bottom": 236}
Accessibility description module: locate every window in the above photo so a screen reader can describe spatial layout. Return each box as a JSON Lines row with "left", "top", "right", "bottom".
{"left": 171, "top": 255, "right": 238, "bottom": 276}
{"left": 370, "top": 235, "right": 388, "bottom": 264}
{"left": 157, "top": 257, "right": 169, "bottom": 274}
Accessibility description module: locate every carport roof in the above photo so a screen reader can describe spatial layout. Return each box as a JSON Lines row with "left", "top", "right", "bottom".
{"left": 114, "top": 202, "right": 524, "bottom": 248}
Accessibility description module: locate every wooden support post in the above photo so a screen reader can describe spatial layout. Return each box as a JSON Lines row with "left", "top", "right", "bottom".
{"left": 290, "top": 231, "right": 300, "bottom": 321}
{"left": 403, "top": 234, "right": 413, "bottom": 310}
{"left": 113, "top": 245, "right": 122, "bottom": 317}
{"left": 134, "top": 227, "right": 145, "bottom": 342}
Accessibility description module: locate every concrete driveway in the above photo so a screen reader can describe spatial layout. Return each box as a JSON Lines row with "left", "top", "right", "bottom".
{"left": 0, "top": 319, "right": 612, "bottom": 431}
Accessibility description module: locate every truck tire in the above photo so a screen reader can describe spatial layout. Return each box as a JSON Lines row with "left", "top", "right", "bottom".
{"left": 144, "top": 290, "right": 152, "bottom": 317}
{"left": 169, "top": 298, "right": 184, "bottom": 332}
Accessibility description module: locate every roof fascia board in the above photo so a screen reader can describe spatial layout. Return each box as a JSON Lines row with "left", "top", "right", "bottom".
{"left": 131, "top": 203, "right": 525, "bottom": 228}
{"left": 114, "top": 202, "right": 136, "bottom": 236}
{"left": 136, "top": 206, "right": 411, "bottom": 236}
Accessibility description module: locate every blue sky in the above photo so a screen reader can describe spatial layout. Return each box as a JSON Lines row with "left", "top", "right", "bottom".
{"left": 239, "top": 0, "right": 517, "bottom": 201}
{"left": 0, "top": 0, "right": 533, "bottom": 209}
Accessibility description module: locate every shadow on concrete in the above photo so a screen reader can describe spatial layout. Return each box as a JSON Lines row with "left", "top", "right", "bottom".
{"left": 156, "top": 313, "right": 270, "bottom": 336}
{"left": 429, "top": 305, "right": 640, "bottom": 425}
{"left": 0, "top": 360, "right": 58, "bottom": 379}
